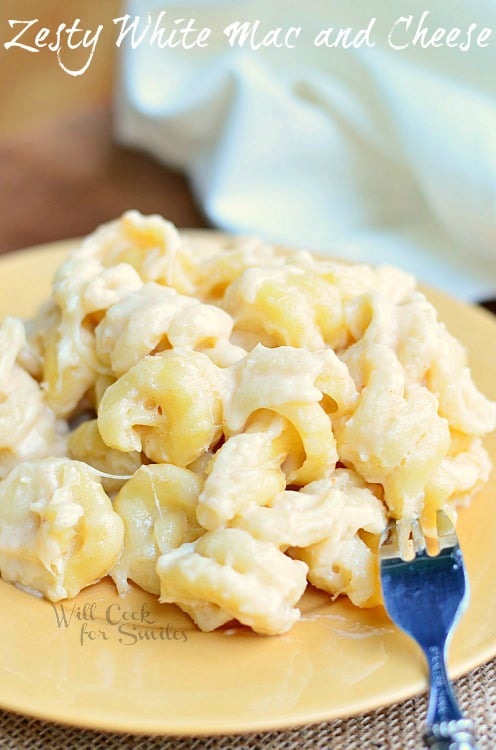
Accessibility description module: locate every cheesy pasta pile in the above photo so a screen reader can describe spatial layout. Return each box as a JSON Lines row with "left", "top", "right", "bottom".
{"left": 0, "top": 211, "right": 494, "bottom": 635}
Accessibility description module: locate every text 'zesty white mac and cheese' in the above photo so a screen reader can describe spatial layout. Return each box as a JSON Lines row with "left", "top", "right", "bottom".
{"left": 0, "top": 211, "right": 494, "bottom": 635}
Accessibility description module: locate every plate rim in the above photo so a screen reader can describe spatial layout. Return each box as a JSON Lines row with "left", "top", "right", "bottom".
{"left": 0, "top": 236, "right": 494, "bottom": 736}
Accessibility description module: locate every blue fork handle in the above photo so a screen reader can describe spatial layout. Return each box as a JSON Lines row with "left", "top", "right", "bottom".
{"left": 423, "top": 645, "right": 478, "bottom": 749}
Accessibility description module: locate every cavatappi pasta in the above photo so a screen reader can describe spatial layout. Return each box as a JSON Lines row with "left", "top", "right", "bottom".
{"left": 0, "top": 211, "right": 494, "bottom": 635}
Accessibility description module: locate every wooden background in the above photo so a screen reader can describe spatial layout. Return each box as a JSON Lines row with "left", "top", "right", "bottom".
{"left": 0, "top": 0, "right": 206, "bottom": 254}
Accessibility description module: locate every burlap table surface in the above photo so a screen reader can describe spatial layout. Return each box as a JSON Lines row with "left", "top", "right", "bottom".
{"left": 0, "top": 657, "right": 491, "bottom": 750}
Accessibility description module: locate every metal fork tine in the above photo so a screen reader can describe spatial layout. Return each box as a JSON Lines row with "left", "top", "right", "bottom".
{"left": 437, "top": 510, "right": 459, "bottom": 551}
{"left": 379, "top": 521, "right": 400, "bottom": 560}
{"left": 412, "top": 517, "right": 426, "bottom": 554}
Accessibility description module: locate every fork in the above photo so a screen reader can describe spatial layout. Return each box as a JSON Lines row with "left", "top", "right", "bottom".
{"left": 380, "top": 511, "right": 478, "bottom": 749}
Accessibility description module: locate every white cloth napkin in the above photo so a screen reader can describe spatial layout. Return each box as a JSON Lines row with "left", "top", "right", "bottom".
{"left": 115, "top": 0, "right": 496, "bottom": 300}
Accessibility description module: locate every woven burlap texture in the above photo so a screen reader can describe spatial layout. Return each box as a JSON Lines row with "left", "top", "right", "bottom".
{"left": 0, "top": 657, "right": 493, "bottom": 750}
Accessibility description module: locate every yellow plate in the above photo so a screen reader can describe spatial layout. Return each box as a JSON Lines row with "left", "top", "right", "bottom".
{"left": 0, "top": 239, "right": 495, "bottom": 736}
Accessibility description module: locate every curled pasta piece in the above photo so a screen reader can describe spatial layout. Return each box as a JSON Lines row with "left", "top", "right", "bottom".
{"left": 422, "top": 434, "right": 492, "bottom": 534}
{"left": 225, "top": 345, "right": 322, "bottom": 431}
{"left": 225, "top": 345, "right": 357, "bottom": 433}
{"left": 223, "top": 265, "right": 346, "bottom": 350}
{"left": 72, "top": 210, "right": 194, "bottom": 294}
{"left": 43, "top": 259, "right": 143, "bottom": 416}
{"left": 95, "top": 283, "right": 242, "bottom": 376}
{"left": 197, "top": 414, "right": 290, "bottom": 530}
{"left": 98, "top": 350, "right": 225, "bottom": 465}
{"left": 91, "top": 373, "right": 117, "bottom": 409}
{"left": 42, "top": 315, "right": 95, "bottom": 419}
{"left": 233, "top": 469, "right": 385, "bottom": 551}
{"left": 300, "top": 257, "right": 415, "bottom": 308}
{"left": 67, "top": 419, "right": 142, "bottom": 494}
{"left": 111, "top": 464, "right": 203, "bottom": 596}
{"left": 95, "top": 284, "right": 195, "bottom": 375}
{"left": 291, "top": 470, "right": 386, "bottom": 607}
{"left": 280, "top": 402, "right": 343, "bottom": 485}
{"left": 195, "top": 236, "right": 291, "bottom": 300}
{"left": 342, "top": 289, "right": 444, "bottom": 391}
{"left": 428, "top": 326, "right": 496, "bottom": 435}
{"left": 157, "top": 528, "right": 308, "bottom": 635}
{"left": 224, "top": 345, "right": 357, "bottom": 483}
{"left": 337, "top": 345, "right": 450, "bottom": 521}
{"left": 18, "top": 301, "right": 59, "bottom": 380}
{"left": 0, "top": 318, "right": 66, "bottom": 477}
{"left": 167, "top": 301, "right": 246, "bottom": 367}
{"left": 395, "top": 292, "right": 441, "bottom": 383}
{"left": 0, "top": 458, "right": 124, "bottom": 601}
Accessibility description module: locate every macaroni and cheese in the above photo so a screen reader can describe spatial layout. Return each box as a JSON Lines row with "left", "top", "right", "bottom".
{"left": 0, "top": 210, "right": 493, "bottom": 635}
